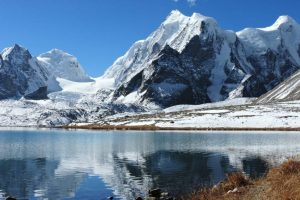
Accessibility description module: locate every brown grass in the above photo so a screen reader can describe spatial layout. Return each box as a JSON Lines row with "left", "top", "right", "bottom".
{"left": 185, "top": 159, "right": 300, "bottom": 200}
{"left": 264, "top": 159, "right": 300, "bottom": 200}
{"left": 185, "top": 172, "right": 251, "bottom": 200}
{"left": 64, "top": 124, "right": 300, "bottom": 132}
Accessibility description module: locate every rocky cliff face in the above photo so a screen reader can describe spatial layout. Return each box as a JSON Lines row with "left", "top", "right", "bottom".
{"left": 256, "top": 69, "right": 300, "bottom": 103}
{"left": 0, "top": 44, "right": 48, "bottom": 100}
{"left": 104, "top": 11, "right": 300, "bottom": 108}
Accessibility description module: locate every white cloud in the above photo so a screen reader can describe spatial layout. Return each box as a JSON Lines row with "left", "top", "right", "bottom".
{"left": 173, "top": 0, "right": 197, "bottom": 6}
{"left": 187, "top": 0, "right": 197, "bottom": 6}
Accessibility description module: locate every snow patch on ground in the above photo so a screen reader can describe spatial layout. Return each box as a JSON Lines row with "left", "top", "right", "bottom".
{"left": 196, "top": 109, "right": 229, "bottom": 114}
{"left": 163, "top": 98, "right": 254, "bottom": 113}
{"left": 95, "top": 100, "right": 300, "bottom": 129}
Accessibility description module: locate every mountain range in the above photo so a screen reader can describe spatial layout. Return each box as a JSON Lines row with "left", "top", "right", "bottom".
{"left": 1, "top": 10, "right": 300, "bottom": 127}
{"left": 105, "top": 11, "right": 300, "bottom": 107}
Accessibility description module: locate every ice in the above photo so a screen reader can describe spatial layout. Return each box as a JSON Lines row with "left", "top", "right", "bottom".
{"left": 207, "top": 41, "right": 231, "bottom": 101}
{"left": 37, "top": 49, "right": 92, "bottom": 82}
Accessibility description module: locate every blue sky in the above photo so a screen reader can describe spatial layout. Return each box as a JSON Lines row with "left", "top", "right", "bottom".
{"left": 0, "top": 0, "right": 299, "bottom": 77}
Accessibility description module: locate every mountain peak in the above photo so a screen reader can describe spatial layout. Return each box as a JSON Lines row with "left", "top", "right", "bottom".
{"left": 2, "top": 44, "right": 31, "bottom": 57}
{"left": 12, "top": 43, "right": 22, "bottom": 50}
{"left": 40, "top": 49, "right": 73, "bottom": 58}
{"left": 191, "top": 12, "right": 218, "bottom": 27}
{"left": 39, "top": 49, "right": 78, "bottom": 65}
{"left": 1, "top": 44, "right": 32, "bottom": 66}
{"left": 104, "top": 11, "right": 222, "bottom": 84}
{"left": 261, "top": 15, "right": 299, "bottom": 31}
{"left": 168, "top": 10, "right": 185, "bottom": 17}
{"left": 37, "top": 49, "right": 92, "bottom": 82}
{"left": 48, "top": 48, "right": 70, "bottom": 55}
{"left": 164, "top": 10, "right": 217, "bottom": 26}
{"left": 163, "top": 10, "right": 188, "bottom": 25}
{"left": 275, "top": 15, "right": 298, "bottom": 26}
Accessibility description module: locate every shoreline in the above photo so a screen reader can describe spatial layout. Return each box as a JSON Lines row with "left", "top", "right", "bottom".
{"left": 186, "top": 158, "right": 300, "bottom": 200}
{"left": 0, "top": 125, "right": 300, "bottom": 132}
{"left": 64, "top": 124, "right": 300, "bottom": 132}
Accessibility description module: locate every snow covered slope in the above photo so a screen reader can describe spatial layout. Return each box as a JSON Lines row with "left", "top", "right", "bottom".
{"left": 103, "top": 11, "right": 300, "bottom": 108}
{"left": 54, "top": 77, "right": 114, "bottom": 94}
{"left": 257, "top": 69, "right": 300, "bottom": 103}
{"left": 103, "top": 10, "right": 222, "bottom": 85}
{"left": 87, "top": 100, "right": 300, "bottom": 129}
{"left": 37, "top": 49, "right": 92, "bottom": 82}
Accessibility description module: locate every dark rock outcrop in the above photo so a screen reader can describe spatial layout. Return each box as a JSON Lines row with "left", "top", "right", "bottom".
{"left": 256, "top": 69, "right": 300, "bottom": 103}
{"left": 0, "top": 44, "right": 49, "bottom": 100}
{"left": 24, "top": 86, "right": 48, "bottom": 100}
{"left": 108, "top": 12, "right": 300, "bottom": 108}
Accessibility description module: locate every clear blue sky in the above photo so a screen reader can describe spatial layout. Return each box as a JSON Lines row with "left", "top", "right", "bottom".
{"left": 0, "top": 0, "right": 299, "bottom": 77}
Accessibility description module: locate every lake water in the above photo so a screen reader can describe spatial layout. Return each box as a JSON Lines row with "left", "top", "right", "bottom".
{"left": 0, "top": 129, "right": 300, "bottom": 200}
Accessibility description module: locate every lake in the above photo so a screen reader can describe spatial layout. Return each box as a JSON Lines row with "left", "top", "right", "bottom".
{"left": 0, "top": 129, "right": 300, "bottom": 200}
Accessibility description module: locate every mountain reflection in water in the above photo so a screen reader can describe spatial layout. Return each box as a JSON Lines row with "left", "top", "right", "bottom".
{"left": 0, "top": 130, "right": 299, "bottom": 200}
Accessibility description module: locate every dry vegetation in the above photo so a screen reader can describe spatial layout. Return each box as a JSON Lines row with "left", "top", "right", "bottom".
{"left": 65, "top": 124, "right": 300, "bottom": 131}
{"left": 185, "top": 159, "right": 300, "bottom": 200}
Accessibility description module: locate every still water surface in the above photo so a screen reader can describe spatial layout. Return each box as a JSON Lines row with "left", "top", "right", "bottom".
{"left": 0, "top": 129, "right": 300, "bottom": 200}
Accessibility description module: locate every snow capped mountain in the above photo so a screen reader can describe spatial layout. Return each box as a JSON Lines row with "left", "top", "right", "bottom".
{"left": 3, "top": 11, "right": 297, "bottom": 108}
{"left": 103, "top": 11, "right": 300, "bottom": 108}
{"left": 237, "top": 16, "right": 300, "bottom": 55}
{"left": 104, "top": 10, "right": 238, "bottom": 106}
{"left": 0, "top": 44, "right": 132, "bottom": 126}
{"left": 2, "top": 44, "right": 32, "bottom": 67}
{"left": 1, "top": 11, "right": 300, "bottom": 127}
{"left": 37, "top": 49, "right": 92, "bottom": 82}
{"left": 103, "top": 10, "right": 226, "bottom": 87}
{"left": 0, "top": 44, "right": 102, "bottom": 100}
{"left": 235, "top": 15, "right": 300, "bottom": 97}
{"left": 0, "top": 44, "right": 49, "bottom": 100}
